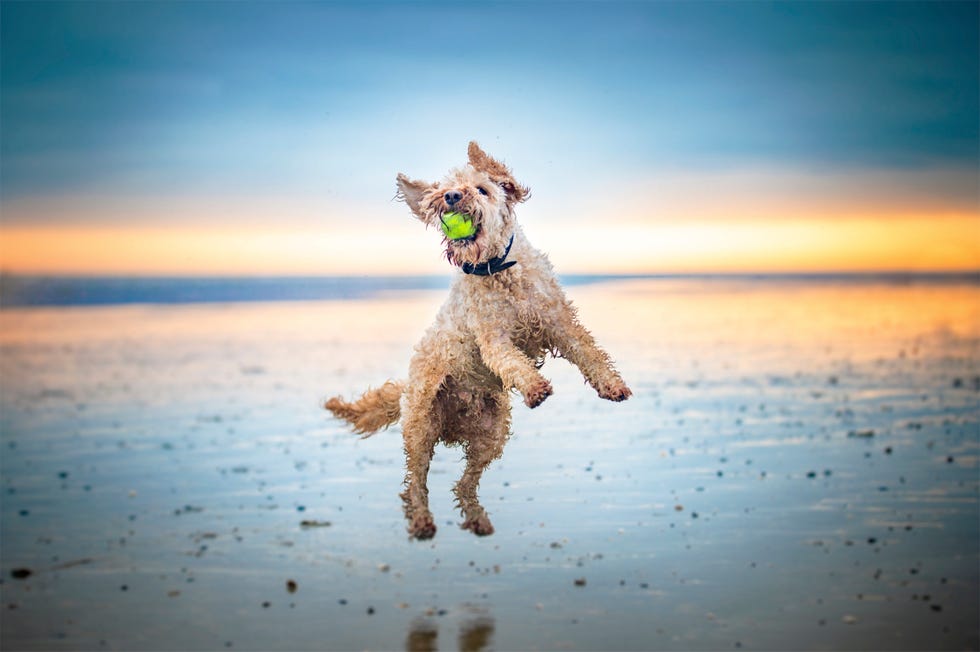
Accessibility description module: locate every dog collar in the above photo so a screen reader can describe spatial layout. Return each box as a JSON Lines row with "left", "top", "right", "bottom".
{"left": 461, "top": 234, "right": 517, "bottom": 276}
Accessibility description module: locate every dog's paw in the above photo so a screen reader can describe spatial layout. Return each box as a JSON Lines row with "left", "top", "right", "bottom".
{"left": 461, "top": 513, "right": 495, "bottom": 537}
{"left": 408, "top": 514, "right": 437, "bottom": 540}
{"left": 598, "top": 379, "right": 632, "bottom": 402}
{"left": 523, "top": 378, "right": 553, "bottom": 408}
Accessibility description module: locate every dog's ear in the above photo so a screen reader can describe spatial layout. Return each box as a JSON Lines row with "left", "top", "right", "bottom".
{"left": 396, "top": 173, "right": 434, "bottom": 220}
{"left": 467, "top": 141, "right": 511, "bottom": 179}
{"left": 467, "top": 141, "right": 530, "bottom": 203}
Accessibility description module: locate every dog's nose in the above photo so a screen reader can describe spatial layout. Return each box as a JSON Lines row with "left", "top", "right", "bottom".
{"left": 444, "top": 190, "right": 463, "bottom": 206}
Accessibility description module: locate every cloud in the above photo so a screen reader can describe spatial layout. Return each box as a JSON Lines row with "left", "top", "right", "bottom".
{"left": 3, "top": 2, "right": 977, "bottom": 200}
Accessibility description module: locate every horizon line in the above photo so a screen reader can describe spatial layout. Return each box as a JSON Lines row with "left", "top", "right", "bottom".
{"left": 3, "top": 270, "right": 976, "bottom": 308}
{"left": 2, "top": 269, "right": 978, "bottom": 280}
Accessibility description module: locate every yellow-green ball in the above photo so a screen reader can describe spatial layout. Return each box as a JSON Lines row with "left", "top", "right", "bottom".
{"left": 440, "top": 211, "right": 476, "bottom": 240}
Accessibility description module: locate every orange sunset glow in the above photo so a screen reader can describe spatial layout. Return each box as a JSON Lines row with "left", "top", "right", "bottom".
{"left": 2, "top": 164, "right": 977, "bottom": 276}
{"left": 1, "top": 211, "right": 977, "bottom": 277}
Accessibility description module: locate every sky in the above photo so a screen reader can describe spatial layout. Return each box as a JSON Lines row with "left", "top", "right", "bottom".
{"left": 1, "top": 0, "right": 977, "bottom": 276}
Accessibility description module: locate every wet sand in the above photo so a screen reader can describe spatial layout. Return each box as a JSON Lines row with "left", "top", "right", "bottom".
{"left": 1, "top": 277, "right": 978, "bottom": 651}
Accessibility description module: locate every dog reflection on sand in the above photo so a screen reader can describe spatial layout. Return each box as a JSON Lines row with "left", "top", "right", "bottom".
{"left": 407, "top": 614, "right": 494, "bottom": 652}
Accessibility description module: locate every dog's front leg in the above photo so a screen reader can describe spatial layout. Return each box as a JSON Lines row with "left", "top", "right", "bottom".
{"left": 473, "top": 327, "right": 552, "bottom": 408}
{"left": 549, "top": 311, "right": 632, "bottom": 402}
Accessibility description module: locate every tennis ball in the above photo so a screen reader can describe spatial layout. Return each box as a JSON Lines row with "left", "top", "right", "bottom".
{"left": 440, "top": 211, "right": 477, "bottom": 240}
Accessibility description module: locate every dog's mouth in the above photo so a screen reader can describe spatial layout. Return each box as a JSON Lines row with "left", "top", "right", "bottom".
{"left": 439, "top": 212, "right": 486, "bottom": 269}
{"left": 447, "top": 228, "right": 480, "bottom": 245}
{"left": 438, "top": 211, "right": 481, "bottom": 244}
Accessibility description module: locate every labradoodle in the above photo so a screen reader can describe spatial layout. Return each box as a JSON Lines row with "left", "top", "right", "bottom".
{"left": 324, "top": 142, "right": 631, "bottom": 540}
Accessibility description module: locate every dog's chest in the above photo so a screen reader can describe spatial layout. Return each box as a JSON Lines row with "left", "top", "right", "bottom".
{"left": 486, "top": 284, "right": 552, "bottom": 351}
{"left": 456, "top": 272, "right": 558, "bottom": 356}
{"left": 511, "top": 304, "right": 549, "bottom": 352}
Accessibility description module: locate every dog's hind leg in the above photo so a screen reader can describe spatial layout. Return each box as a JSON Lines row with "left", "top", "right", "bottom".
{"left": 454, "top": 393, "right": 510, "bottom": 536}
{"left": 399, "top": 382, "right": 443, "bottom": 540}
{"left": 400, "top": 434, "right": 438, "bottom": 540}
{"left": 456, "top": 451, "right": 498, "bottom": 536}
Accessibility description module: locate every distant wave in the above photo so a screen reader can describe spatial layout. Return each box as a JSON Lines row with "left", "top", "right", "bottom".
{"left": 0, "top": 275, "right": 450, "bottom": 307}
{"left": 1, "top": 272, "right": 976, "bottom": 308}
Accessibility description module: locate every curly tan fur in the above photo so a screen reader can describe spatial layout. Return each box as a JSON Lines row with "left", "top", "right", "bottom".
{"left": 325, "top": 142, "right": 631, "bottom": 540}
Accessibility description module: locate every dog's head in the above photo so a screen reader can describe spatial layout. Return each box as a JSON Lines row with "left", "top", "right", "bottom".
{"left": 396, "top": 141, "right": 530, "bottom": 271}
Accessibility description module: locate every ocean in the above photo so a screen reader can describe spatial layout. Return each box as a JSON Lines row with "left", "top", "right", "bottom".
{"left": 1, "top": 271, "right": 976, "bottom": 307}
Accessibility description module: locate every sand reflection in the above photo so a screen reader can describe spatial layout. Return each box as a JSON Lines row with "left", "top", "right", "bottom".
{"left": 406, "top": 614, "right": 495, "bottom": 652}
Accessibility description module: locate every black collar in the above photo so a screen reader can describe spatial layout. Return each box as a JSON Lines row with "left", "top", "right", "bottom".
{"left": 461, "top": 234, "right": 517, "bottom": 276}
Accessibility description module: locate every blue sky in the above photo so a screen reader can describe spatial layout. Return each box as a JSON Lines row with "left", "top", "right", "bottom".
{"left": 1, "top": 1, "right": 977, "bottom": 274}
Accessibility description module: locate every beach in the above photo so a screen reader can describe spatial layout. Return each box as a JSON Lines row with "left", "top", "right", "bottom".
{"left": 1, "top": 276, "right": 978, "bottom": 651}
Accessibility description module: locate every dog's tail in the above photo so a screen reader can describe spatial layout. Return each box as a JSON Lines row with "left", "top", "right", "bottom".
{"left": 323, "top": 380, "right": 404, "bottom": 437}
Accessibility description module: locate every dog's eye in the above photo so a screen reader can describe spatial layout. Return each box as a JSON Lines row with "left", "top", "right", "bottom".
{"left": 477, "top": 187, "right": 488, "bottom": 196}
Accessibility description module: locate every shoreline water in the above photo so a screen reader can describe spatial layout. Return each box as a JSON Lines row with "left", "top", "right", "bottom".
{"left": 1, "top": 271, "right": 977, "bottom": 307}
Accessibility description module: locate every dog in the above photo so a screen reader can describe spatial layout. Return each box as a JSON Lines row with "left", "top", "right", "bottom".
{"left": 324, "top": 142, "right": 631, "bottom": 540}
